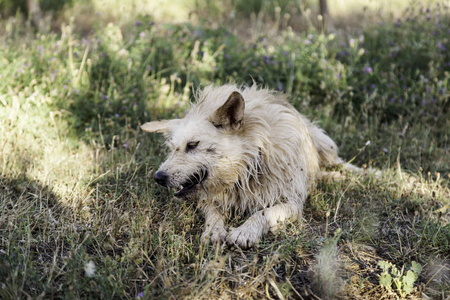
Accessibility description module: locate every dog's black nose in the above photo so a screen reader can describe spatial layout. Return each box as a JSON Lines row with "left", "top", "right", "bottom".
{"left": 154, "top": 171, "right": 168, "bottom": 186}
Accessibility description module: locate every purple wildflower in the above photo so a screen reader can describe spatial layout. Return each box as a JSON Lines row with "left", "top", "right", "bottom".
{"left": 363, "top": 66, "right": 373, "bottom": 74}
{"left": 436, "top": 42, "right": 446, "bottom": 51}
{"left": 135, "top": 21, "right": 142, "bottom": 26}
{"left": 193, "top": 30, "right": 204, "bottom": 38}
{"left": 277, "top": 82, "right": 284, "bottom": 91}
{"left": 115, "top": 113, "right": 120, "bottom": 118}
{"left": 136, "top": 292, "right": 144, "bottom": 299}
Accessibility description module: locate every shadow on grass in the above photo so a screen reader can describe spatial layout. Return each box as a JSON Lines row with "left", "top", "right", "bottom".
{"left": 0, "top": 175, "right": 61, "bottom": 299}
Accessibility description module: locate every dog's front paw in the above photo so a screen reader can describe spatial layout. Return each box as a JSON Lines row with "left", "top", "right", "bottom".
{"left": 227, "top": 225, "right": 261, "bottom": 248}
{"left": 201, "top": 224, "right": 228, "bottom": 244}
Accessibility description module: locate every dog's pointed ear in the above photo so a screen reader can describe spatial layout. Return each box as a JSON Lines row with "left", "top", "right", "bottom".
{"left": 141, "top": 119, "right": 180, "bottom": 134}
{"left": 209, "top": 91, "right": 245, "bottom": 131}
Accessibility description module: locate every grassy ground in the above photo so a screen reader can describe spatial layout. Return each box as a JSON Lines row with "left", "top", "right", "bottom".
{"left": 0, "top": 1, "right": 449, "bottom": 299}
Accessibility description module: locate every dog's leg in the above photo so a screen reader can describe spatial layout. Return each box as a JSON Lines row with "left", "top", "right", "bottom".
{"left": 227, "top": 202, "right": 301, "bottom": 248}
{"left": 201, "top": 204, "right": 228, "bottom": 244}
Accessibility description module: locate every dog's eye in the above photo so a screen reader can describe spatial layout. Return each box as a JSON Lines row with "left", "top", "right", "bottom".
{"left": 186, "top": 141, "right": 200, "bottom": 152}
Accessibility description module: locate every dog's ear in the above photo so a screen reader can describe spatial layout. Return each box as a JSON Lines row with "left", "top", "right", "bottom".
{"left": 210, "top": 91, "right": 245, "bottom": 131}
{"left": 141, "top": 119, "right": 180, "bottom": 134}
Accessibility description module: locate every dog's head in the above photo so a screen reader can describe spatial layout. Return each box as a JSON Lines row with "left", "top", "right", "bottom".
{"left": 141, "top": 91, "right": 246, "bottom": 200}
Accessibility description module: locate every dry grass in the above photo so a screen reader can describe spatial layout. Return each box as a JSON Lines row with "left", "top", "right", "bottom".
{"left": 1, "top": 122, "right": 449, "bottom": 298}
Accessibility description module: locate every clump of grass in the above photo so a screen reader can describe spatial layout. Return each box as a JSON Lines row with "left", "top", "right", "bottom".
{"left": 311, "top": 228, "right": 344, "bottom": 299}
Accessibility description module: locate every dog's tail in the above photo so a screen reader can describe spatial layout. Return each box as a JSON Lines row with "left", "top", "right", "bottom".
{"left": 317, "top": 157, "right": 381, "bottom": 181}
{"left": 306, "top": 120, "right": 380, "bottom": 180}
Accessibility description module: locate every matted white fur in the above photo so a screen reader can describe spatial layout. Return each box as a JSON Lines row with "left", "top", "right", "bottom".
{"left": 142, "top": 84, "right": 365, "bottom": 248}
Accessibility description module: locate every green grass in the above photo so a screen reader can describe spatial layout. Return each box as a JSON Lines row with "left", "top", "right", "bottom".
{"left": 0, "top": 1, "right": 449, "bottom": 299}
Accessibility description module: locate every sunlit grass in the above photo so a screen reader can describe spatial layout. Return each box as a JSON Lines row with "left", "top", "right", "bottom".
{"left": 330, "top": 0, "right": 443, "bottom": 19}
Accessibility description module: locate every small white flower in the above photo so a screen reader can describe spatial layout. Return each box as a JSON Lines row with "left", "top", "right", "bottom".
{"left": 84, "top": 260, "right": 96, "bottom": 277}
{"left": 349, "top": 38, "right": 356, "bottom": 48}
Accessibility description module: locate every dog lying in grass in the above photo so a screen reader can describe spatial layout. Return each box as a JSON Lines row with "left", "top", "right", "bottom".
{"left": 142, "top": 84, "right": 366, "bottom": 248}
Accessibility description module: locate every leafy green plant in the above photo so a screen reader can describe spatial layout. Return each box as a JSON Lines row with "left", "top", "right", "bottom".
{"left": 378, "top": 260, "right": 423, "bottom": 297}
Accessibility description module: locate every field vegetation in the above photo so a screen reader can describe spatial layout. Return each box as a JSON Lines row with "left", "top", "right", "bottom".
{"left": 0, "top": 0, "right": 449, "bottom": 299}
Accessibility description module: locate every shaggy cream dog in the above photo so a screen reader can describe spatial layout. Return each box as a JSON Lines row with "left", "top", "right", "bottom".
{"left": 142, "top": 84, "right": 363, "bottom": 248}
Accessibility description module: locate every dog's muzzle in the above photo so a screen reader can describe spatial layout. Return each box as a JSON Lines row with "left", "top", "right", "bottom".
{"left": 154, "top": 170, "right": 169, "bottom": 186}
{"left": 154, "top": 169, "right": 208, "bottom": 198}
